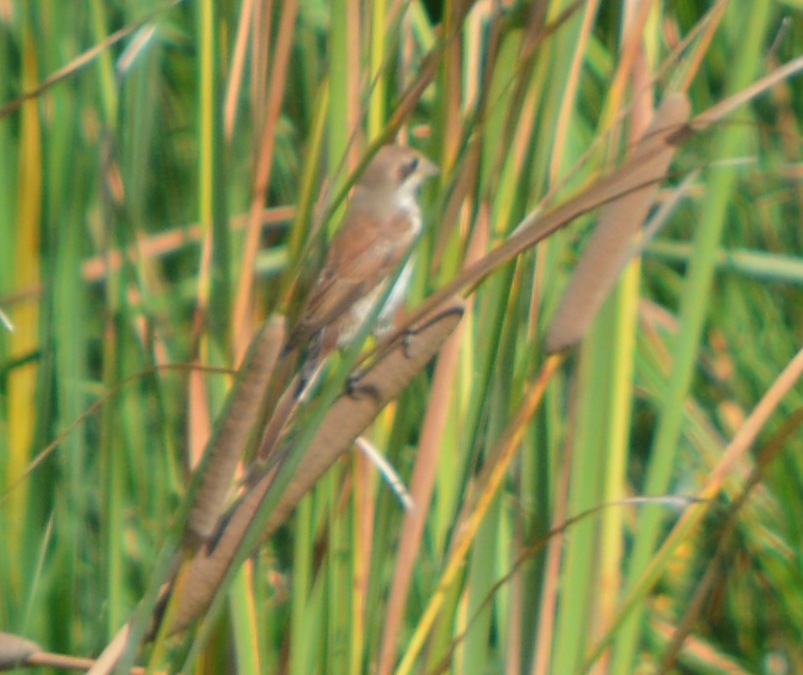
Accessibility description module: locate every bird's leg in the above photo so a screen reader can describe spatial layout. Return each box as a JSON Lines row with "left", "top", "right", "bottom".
{"left": 345, "top": 372, "right": 382, "bottom": 402}
{"left": 345, "top": 372, "right": 360, "bottom": 396}
{"left": 403, "top": 305, "right": 466, "bottom": 356}
{"left": 402, "top": 327, "right": 415, "bottom": 359}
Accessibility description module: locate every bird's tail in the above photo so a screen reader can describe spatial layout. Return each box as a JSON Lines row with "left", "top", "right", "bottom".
{"left": 295, "top": 332, "right": 324, "bottom": 399}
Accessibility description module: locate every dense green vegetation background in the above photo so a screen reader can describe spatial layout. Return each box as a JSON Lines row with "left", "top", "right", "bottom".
{"left": 1, "top": 1, "right": 803, "bottom": 673}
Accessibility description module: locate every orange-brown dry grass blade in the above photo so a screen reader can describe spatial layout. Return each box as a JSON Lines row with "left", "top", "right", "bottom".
{"left": 161, "top": 298, "right": 466, "bottom": 635}
{"left": 185, "top": 317, "right": 285, "bottom": 544}
{"left": 544, "top": 93, "right": 691, "bottom": 353}
{"left": 232, "top": 0, "right": 299, "bottom": 357}
{"left": 81, "top": 206, "right": 293, "bottom": 283}
{"left": 223, "top": 0, "right": 255, "bottom": 140}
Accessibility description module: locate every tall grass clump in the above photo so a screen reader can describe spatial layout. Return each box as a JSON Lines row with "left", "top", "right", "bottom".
{"left": 1, "top": 1, "right": 803, "bottom": 673}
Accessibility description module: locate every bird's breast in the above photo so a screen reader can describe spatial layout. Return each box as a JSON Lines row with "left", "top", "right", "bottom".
{"left": 396, "top": 196, "right": 423, "bottom": 237}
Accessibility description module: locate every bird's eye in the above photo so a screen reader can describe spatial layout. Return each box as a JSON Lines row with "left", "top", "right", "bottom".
{"left": 400, "top": 157, "right": 419, "bottom": 180}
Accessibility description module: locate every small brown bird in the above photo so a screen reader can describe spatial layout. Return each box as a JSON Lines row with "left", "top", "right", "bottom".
{"left": 285, "top": 144, "right": 439, "bottom": 392}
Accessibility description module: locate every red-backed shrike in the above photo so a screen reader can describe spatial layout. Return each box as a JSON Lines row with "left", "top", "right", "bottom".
{"left": 284, "top": 144, "right": 439, "bottom": 390}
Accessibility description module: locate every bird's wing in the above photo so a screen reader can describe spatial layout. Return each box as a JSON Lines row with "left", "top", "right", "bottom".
{"left": 286, "top": 211, "right": 415, "bottom": 350}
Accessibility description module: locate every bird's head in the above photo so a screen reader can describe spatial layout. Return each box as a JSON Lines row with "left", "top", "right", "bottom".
{"left": 358, "top": 145, "right": 439, "bottom": 200}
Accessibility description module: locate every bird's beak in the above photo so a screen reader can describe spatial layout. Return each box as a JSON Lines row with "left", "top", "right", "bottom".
{"left": 418, "top": 155, "right": 439, "bottom": 179}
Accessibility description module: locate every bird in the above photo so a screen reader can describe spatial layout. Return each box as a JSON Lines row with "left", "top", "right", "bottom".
{"left": 284, "top": 144, "right": 439, "bottom": 394}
